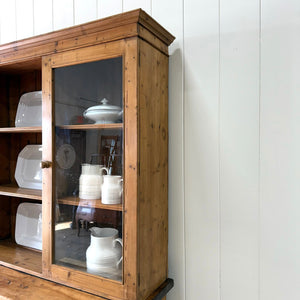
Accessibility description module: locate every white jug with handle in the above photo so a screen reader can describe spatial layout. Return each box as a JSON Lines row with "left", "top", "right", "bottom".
{"left": 86, "top": 227, "right": 123, "bottom": 274}
{"left": 79, "top": 164, "right": 108, "bottom": 200}
{"left": 101, "top": 175, "right": 123, "bottom": 204}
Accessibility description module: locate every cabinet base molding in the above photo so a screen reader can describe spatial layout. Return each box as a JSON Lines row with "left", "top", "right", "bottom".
{"left": 0, "top": 265, "right": 173, "bottom": 300}
{"left": 0, "top": 265, "right": 102, "bottom": 299}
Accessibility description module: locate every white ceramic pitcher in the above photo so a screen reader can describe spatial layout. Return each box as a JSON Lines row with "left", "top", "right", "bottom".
{"left": 86, "top": 227, "right": 123, "bottom": 274}
{"left": 79, "top": 164, "right": 108, "bottom": 200}
{"left": 101, "top": 175, "right": 123, "bottom": 204}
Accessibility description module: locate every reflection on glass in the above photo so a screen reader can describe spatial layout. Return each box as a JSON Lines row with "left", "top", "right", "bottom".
{"left": 53, "top": 57, "right": 123, "bottom": 282}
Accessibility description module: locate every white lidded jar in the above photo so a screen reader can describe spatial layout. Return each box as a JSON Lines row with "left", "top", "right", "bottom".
{"left": 79, "top": 164, "right": 108, "bottom": 200}
{"left": 83, "top": 98, "right": 123, "bottom": 124}
{"left": 101, "top": 175, "right": 123, "bottom": 204}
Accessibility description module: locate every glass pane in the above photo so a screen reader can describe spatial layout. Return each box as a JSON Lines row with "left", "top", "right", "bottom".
{"left": 53, "top": 57, "right": 123, "bottom": 282}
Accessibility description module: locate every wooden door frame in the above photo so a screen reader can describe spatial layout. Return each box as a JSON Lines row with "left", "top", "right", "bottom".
{"left": 42, "top": 38, "right": 139, "bottom": 299}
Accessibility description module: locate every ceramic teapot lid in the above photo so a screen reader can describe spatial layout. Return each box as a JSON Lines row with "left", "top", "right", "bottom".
{"left": 85, "top": 98, "right": 122, "bottom": 112}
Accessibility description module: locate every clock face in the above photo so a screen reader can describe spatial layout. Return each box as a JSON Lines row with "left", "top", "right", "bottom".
{"left": 56, "top": 144, "right": 76, "bottom": 169}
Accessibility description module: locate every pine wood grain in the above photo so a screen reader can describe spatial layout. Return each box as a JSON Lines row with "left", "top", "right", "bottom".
{"left": 0, "top": 241, "right": 42, "bottom": 275}
{"left": 0, "top": 126, "right": 42, "bottom": 132}
{"left": 0, "top": 266, "right": 103, "bottom": 299}
{"left": 0, "top": 184, "right": 42, "bottom": 200}
{"left": 58, "top": 196, "right": 122, "bottom": 211}
{"left": 58, "top": 124, "right": 123, "bottom": 130}
{"left": 0, "top": 9, "right": 174, "bottom": 68}
{"left": 137, "top": 39, "right": 169, "bottom": 300}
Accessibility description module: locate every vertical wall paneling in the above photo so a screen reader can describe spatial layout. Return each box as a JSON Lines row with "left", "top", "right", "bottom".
{"left": 184, "top": 0, "right": 220, "bottom": 299}
{"left": 122, "top": 0, "right": 151, "bottom": 15}
{"left": 53, "top": 0, "right": 74, "bottom": 30}
{"left": 33, "top": 0, "right": 53, "bottom": 35}
{"left": 0, "top": 0, "right": 16, "bottom": 44}
{"left": 152, "top": 1, "right": 184, "bottom": 299}
{"left": 219, "top": 1, "right": 260, "bottom": 299}
{"left": 97, "top": 0, "right": 122, "bottom": 19}
{"left": 74, "top": 0, "right": 97, "bottom": 25}
{"left": 260, "top": 1, "right": 300, "bottom": 299}
{"left": 16, "top": 0, "right": 34, "bottom": 40}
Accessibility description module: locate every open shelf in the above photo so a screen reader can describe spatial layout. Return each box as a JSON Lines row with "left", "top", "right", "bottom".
{"left": 0, "top": 240, "right": 42, "bottom": 276}
{"left": 0, "top": 184, "right": 42, "bottom": 201}
{"left": 0, "top": 126, "right": 42, "bottom": 133}
{"left": 57, "top": 123, "right": 123, "bottom": 130}
{"left": 58, "top": 196, "right": 123, "bottom": 211}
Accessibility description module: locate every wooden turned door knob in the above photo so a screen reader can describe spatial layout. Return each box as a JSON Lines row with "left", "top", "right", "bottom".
{"left": 41, "top": 161, "right": 52, "bottom": 169}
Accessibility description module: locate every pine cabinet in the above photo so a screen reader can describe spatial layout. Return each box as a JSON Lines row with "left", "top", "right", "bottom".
{"left": 0, "top": 9, "right": 174, "bottom": 300}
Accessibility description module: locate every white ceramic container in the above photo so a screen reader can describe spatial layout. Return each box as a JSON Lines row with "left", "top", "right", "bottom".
{"left": 79, "top": 164, "right": 108, "bottom": 200}
{"left": 15, "top": 144, "right": 42, "bottom": 190}
{"left": 15, "top": 203, "right": 42, "bottom": 250}
{"left": 86, "top": 227, "right": 123, "bottom": 274}
{"left": 83, "top": 98, "right": 123, "bottom": 124}
{"left": 15, "top": 91, "right": 42, "bottom": 127}
{"left": 101, "top": 175, "right": 123, "bottom": 205}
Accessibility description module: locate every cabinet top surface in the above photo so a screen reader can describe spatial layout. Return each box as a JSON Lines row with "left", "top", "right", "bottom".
{"left": 0, "top": 9, "right": 174, "bottom": 69}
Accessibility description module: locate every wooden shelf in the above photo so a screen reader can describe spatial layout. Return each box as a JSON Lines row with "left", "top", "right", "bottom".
{"left": 0, "top": 126, "right": 42, "bottom": 133}
{"left": 57, "top": 123, "right": 123, "bottom": 130}
{"left": 0, "top": 240, "right": 42, "bottom": 276}
{"left": 58, "top": 196, "right": 123, "bottom": 211}
{"left": 0, "top": 184, "right": 42, "bottom": 201}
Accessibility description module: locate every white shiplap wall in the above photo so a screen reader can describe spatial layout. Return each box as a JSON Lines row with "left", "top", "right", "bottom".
{"left": 1, "top": 1, "right": 300, "bottom": 300}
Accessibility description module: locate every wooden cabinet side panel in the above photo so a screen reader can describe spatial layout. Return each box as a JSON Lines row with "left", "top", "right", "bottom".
{"left": 138, "top": 39, "right": 169, "bottom": 299}
{"left": 123, "top": 37, "right": 139, "bottom": 300}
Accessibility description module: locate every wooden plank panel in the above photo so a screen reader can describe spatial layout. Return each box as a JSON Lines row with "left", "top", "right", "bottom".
{"left": 260, "top": 1, "right": 300, "bottom": 299}
{"left": 33, "top": 0, "right": 53, "bottom": 35}
{"left": 58, "top": 123, "right": 123, "bottom": 130}
{"left": 98, "top": 0, "right": 122, "bottom": 18}
{"left": 0, "top": 75, "right": 9, "bottom": 127}
{"left": 0, "top": 196, "right": 10, "bottom": 239}
{"left": 0, "top": 127, "right": 42, "bottom": 133}
{"left": 8, "top": 75, "right": 20, "bottom": 127}
{"left": 152, "top": 2, "right": 183, "bottom": 299}
{"left": 53, "top": 0, "right": 74, "bottom": 30}
{"left": 0, "top": 136, "right": 9, "bottom": 184}
{"left": 123, "top": 0, "right": 152, "bottom": 15}
{"left": 58, "top": 196, "right": 122, "bottom": 211}
{"left": 41, "top": 56, "right": 54, "bottom": 277}
{"left": 16, "top": 0, "right": 34, "bottom": 40}
{"left": 219, "top": 1, "right": 260, "bottom": 299}
{"left": 0, "top": 266, "right": 103, "bottom": 299}
{"left": 0, "top": 1, "right": 16, "bottom": 44}
{"left": 0, "top": 241, "right": 42, "bottom": 275}
{"left": 138, "top": 39, "right": 168, "bottom": 300}
{"left": 0, "top": 184, "right": 42, "bottom": 200}
{"left": 49, "top": 39, "right": 125, "bottom": 68}
{"left": 122, "top": 37, "right": 139, "bottom": 300}
{"left": 74, "top": 0, "right": 97, "bottom": 25}
{"left": 184, "top": 0, "right": 220, "bottom": 299}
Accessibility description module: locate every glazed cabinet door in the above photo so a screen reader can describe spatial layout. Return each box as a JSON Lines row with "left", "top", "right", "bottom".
{"left": 42, "top": 39, "right": 138, "bottom": 299}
